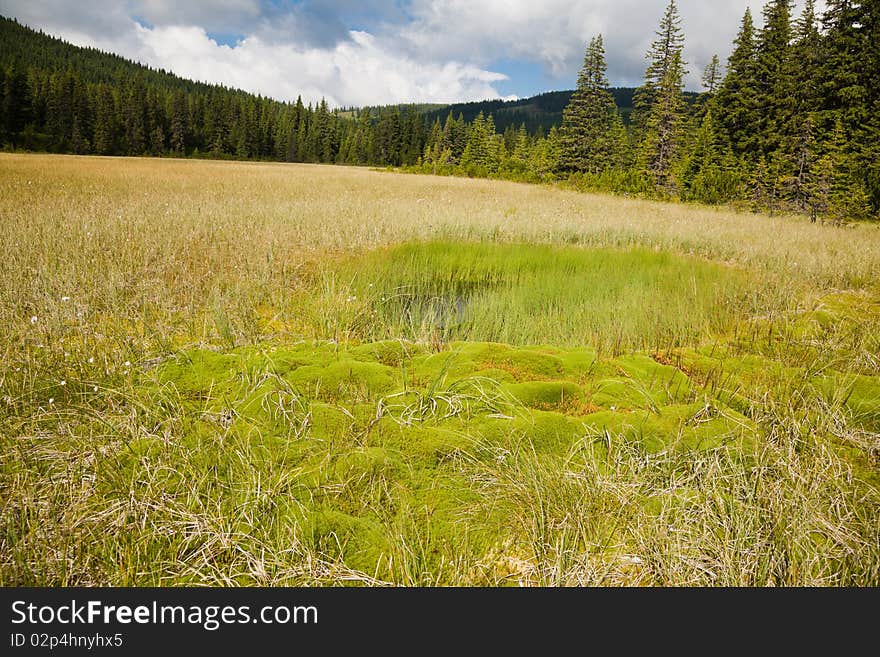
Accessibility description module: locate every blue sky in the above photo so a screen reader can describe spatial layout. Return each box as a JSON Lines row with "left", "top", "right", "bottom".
{"left": 0, "top": 1, "right": 821, "bottom": 106}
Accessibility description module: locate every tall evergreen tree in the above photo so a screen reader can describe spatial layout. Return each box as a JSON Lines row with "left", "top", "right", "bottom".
{"left": 558, "top": 35, "right": 623, "bottom": 174}
{"left": 170, "top": 90, "right": 188, "bottom": 154}
{"left": 632, "top": 0, "right": 686, "bottom": 134}
{"left": 807, "top": 118, "right": 871, "bottom": 222}
{"left": 779, "top": 1, "right": 823, "bottom": 211}
{"left": 639, "top": 51, "right": 686, "bottom": 194}
{"left": 754, "top": 0, "right": 793, "bottom": 156}
{"left": 1, "top": 63, "right": 31, "bottom": 147}
{"left": 715, "top": 9, "right": 760, "bottom": 157}
{"left": 701, "top": 55, "right": 722, "bottom": 94}
{"left": 92, "top": 85, "right": 117, "bottom": 155}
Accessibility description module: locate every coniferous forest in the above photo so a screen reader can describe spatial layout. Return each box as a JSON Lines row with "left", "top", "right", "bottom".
{"left": 1, "top": 0, "right": 878, "bottom": 220}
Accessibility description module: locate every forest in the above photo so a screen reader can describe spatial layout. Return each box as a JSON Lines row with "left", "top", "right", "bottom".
{"left": 1, "top": 0, "right": 878, "bottom": 220}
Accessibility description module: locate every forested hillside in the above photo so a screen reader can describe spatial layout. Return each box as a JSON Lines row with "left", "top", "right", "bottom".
{"left": 0, "top": 15, "right": 425, "bottom": 164}
{"left": 422, "top": 88, "right": 700, "bottom": 133}
{"left": 1, "top": 0, "right": 878, "bottom": 220}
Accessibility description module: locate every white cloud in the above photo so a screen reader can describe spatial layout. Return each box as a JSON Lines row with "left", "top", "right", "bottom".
{"left": 0, "top": 0, "right": 828, "bottom": 103}
{"left": 133, "top": 0, "right": 261, "bottom": 32}
{"left": 394, "top": 0, "right": 824, "bottom": 89}
{"left": 135, "top": 25, "right": 511, "bottom": 106}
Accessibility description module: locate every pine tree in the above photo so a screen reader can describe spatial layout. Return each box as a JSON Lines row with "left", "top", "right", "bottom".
{"left": 632, "top": 0, "right": 686, "bottom": 134}
{"left": 70, "top": 74, "right": 92, "bottom": 154}
{"left": 639, "top": 51, "right": 686, "bottom": 194}
{"left": 715, "top": 9, "right": 760, "bottom": 156}
{"left": 862, "top": 0, "right": 880, "bottom": 212}
{"left": 681, "top": 108, "right": 726, "bottom": 202}
{"left": 170, "top": 90, "right": 188, "bottom": 154}
{"left": 779, "top": 1, "right": 823, "bottom": 212}
{"left": 821, "top": 0, "right": 875, "bottom": 214}
{"left": 558, "top": 35, "right": 623, "bottom": 174}
{"left": 807, "top": 118, "right": 871, "bottom": 223}
{"left": 754, "top": 0, "right": 793, "bottom": 156}
{"left": 2, "top": 63, "right": 31, "bottom": 147}
{"left": 0, "top": 67, "right": 6, "bottom": 143}
{"left": 150, "top": 124, "right": 165, "bottom": 155}
{"left": 92, "top": 85, "right": 117, "bottom": 155}
{"left": 461, "top": 111, "right": 491, "bottom": 173}
{"left": 701, "top": 55, "right": 722, "bottom": 94}
{"left": 530, "top": 127, "right": 561, "bottom": 179}
{"left": 123, "top": 75, "right": 147, "bottom": 155}
{"left": 288, "top": 96, "right": 305, "bottom": 161}
{"left": 782, "top": 112, "right": 817, "bottom": 213}
{"left": 510, "top": 125, "right": 532, "bottom": 172}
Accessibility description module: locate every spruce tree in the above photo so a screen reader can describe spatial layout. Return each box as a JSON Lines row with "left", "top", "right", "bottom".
{"left": 2, "top": 64, "right": 31, "bottom": 147}
{"left": 808, "top": 118, "right": 872, "bottom": 223}
{"left": 715, "top": 9, "right": 760, "bottom": 156}
{"left": 681, "top": 108, "right": 733, "bottom": 203}
{"left": 754, "top": 0, "right": 793, "bottom": 156}
{"left": 779, "top": 1, "right": 823, "bottom": 212}
{"left": 639, "top": 49, "right": 686, "bottom": 194}
{"left": 92, "top": 85, "right": 117, "bottom": 155}
{"left": 701, "top": 55, "right": 722, "bottom": 94}
{"left": 862, "top": 0, "right": 880, "bottom": 211}
{"left": 558, "top": 35, "right": 623, "bottom": 174}
{"left": 632, "top": 0, "right": 686, "bottom": 134}
{"left": 821, "top": 0, "right": 876, "bottom": 214}
{"left": 170, "top": 90, "right": 188, "bottom": 154}
{"left": 461, "top": 111, "right": 491, "bottom": 173}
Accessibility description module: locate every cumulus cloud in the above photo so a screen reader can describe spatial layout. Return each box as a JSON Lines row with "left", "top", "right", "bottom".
{"left": 393, "top": 0, "right": 823, "bottom": 89}
{"left": 0, "top": 0, "right": 826, "bottom": 104}
{"left": 133, "top": 25, "right": 511, "bottom": 106}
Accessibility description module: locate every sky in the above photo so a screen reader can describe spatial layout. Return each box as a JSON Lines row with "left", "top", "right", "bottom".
{"left": 0, "top": 1, "right": 824, "bottom": 107}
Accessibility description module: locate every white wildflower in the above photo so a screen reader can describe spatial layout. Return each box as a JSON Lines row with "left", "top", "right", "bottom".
{"left": 30, "top": 316, "right": 38, "bottom": 324}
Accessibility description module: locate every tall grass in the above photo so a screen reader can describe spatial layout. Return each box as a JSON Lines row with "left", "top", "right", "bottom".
{"left": 328, "top": 241, "right": 755, "bottom": 351}
{"left": 1, "top": 154, "right": 878, "bottom": 586}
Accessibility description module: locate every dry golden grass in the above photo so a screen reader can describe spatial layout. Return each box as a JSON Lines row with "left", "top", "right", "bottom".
{"left": 3, "top": 153, "right": 879, "bottom": 309}
{"left": 1, "top": 153, "right": 878, "bottom": 586}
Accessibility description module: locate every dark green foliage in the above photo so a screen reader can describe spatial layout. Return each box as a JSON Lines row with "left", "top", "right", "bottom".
{"left": 680, "top": 109, "right": 741, "bottom": 205}
{"left": 558, "top": 35, "right": 625, "bottom": 174}
{"left": 715, "top": 9, "right": 760, "bottom": 156}
{"left": 0, "top": 16, "right": 413, "bottom": 164}
{"left": 632, "top": 0, "right": 686, "bottom": 135}
{"left": 754, "top": 0, "right": 793, "bottom": 156}
{"left": 701, "top": 55, "right": 722, "bottom": 94}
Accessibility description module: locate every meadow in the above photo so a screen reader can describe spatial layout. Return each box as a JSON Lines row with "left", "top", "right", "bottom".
{"left": 1, "top": 153, "right": 878, "bottom": 585}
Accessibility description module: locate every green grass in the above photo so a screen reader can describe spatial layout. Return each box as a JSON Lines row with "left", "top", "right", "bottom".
{"left": 5, "top": 313, "right": 877, "bottom": 585}
{"left": 312, "top": 241, "right": 757, "bottom": 352}
{"left": 1, "top": 155, "right": 878, "bottom": 586}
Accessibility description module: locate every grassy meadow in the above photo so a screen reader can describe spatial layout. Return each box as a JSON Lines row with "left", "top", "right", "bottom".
{"left": 1, "top": 153, "right": 879, "bottom": 585}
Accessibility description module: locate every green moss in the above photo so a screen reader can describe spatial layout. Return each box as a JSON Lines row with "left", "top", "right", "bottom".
{"left": 309, "top": 402, "right": 358, "bottom": 441}
{"left": 286, "top": 359, "right": 397, "bottom": 401}
{"left": 348, "top": 339, "right": 426, "bottom": 367}
{"left": 156, "top": 349, "right": 237, "bottom": 393}
{"left": 308, "top": 508, "right": 390, "bottom": 574}
{"left": 505, "top": 381, "right": 584, "bottom": 411}
{"left": 456, "top": 342, "right": 566, "bottom": 381}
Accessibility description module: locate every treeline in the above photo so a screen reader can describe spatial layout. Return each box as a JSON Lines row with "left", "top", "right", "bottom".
{"left": 414, "top": 0, "right": 879, "bottom": 221}
{"left": 0, "top": 16, "right": 427, "bottom": 165}
{"left": 1, "top": 2, "right": 878, "bottom": 220}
